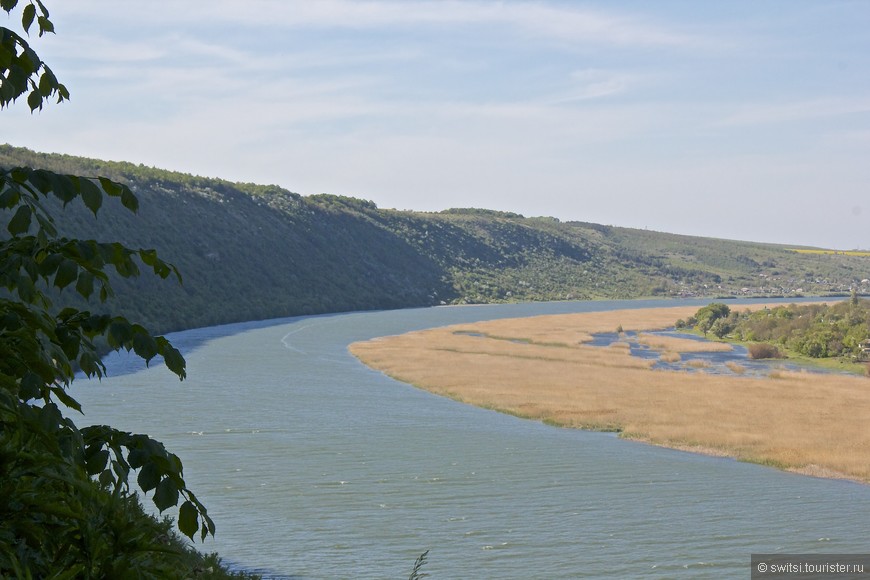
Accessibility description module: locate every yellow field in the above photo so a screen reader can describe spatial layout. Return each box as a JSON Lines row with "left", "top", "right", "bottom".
{"left": 791, "top": 248, "right": 870, "bottom": 256}
{"left": 350, "top": 304, "right": 870, "bottom": 484}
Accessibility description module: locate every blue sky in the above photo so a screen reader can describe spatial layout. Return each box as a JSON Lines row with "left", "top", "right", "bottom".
{"left": 4, "top": 1, "right": 870, "bottom": 248}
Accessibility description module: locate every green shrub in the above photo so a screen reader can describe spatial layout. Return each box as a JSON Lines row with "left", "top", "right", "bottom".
{"left": 747, "top": 343, "right": 784, "bottom": 359}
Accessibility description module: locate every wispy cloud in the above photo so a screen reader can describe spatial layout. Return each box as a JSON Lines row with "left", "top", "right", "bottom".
{"left": 8, "top": 0, "right": 870, "bottom": 248}
{"left": 540, "top": 69, "right": 642, "bottom": 104}
{"left": 69, "top": 0, "right": 702, "bottom": 48}
{"left": 717, "top": 97, "right": 870, "bottom": 127}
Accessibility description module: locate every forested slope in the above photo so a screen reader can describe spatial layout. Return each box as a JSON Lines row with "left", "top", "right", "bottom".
{"left": 3, "top": 144, "right": 868, "bottom": 335}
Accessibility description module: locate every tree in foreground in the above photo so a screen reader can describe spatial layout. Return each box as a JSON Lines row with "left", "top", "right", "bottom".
{"left": 1, "top": 2, "right": 233, "bottom": 577}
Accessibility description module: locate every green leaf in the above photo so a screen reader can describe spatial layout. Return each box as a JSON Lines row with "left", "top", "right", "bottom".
{"left": 78, "top": 350, "right": 105, "bottom": 378}
{"left": 139, "top": 249, "right": 157, "bottom": 266}
{"left": 7, "top": 204, "right": 32, "bottom": 234}
{"left": 0, "top": 0, "right": 18, "bottom": 14}
{"left": 54, "top": 259, "right": 78, "bottom": 289}
{"left": 0, "top": 186, "right": 21, "bottom": 208}
{"left": 85, "top": 449, "right": 109, "bottom": 476}
{"left": 120, "top": 186, "right": 138, "bottom": 212}
{"left": 0, "top": 42, "right": 11, "bottom": 69}
{"left": 37, "top": 70, "right": 52, "bottom": 94}
{"left": 137, "top": 462, "right": 160, "bottom": 493}
{"left": 74, "top": 270, "right": 94, "bottom": 298}
{"left": 110, "top": 458, "right": 130, "bottom": 486}
{"left": 21, "top": 3, "right": 35, "bottom": 34}
{"left": 34, "top": 210, "right": 56, "bottom": 236}
{"left": 16, "top": 273, "right": 36, "bottom": 302}
{"left": 161, "top": 345, "right": 186, "bottom": 379}
{"left": 27, "top": 87, "right": 42, "bottom": 111}
{"left": 57, "top": 306, "right": 79, "bottom": 319}
{"left": 37, "top": 252, "right": 63, "bottom": 276}
{"left": 204, "top": 512, "right": 216, "bottom": 538}
{"left": 36, "top": 14, "right": 54, "bottom": 36}
{"left": 19, "top": 371, "right": 43, "bottom": 400}
{"left": 83, "top": 313, "right": 111, "bottom": 334}
{"left": 127, "top": 449, "right": 147, "bottom": 469}
{"left": 132, "top": 331, "right": 158, "bottom": 362}
{"left": 47, "top": 172, "right": 76, "bottom": 204}
{"left": 178, "top": 501, "right": 199, "bottom": 539}
{"left": 56, "top": 81, "right": 69, "bottom": 102}
{"left": 49, "top": 385, "right": 82, "bottom": 413}
{"left": 79, "top": 178, "right": 102, "bottom": 215}
{"left": 97, "top": 176, "right": 121, "bottom": 196}
{"left": 39, "top": 65, "right": 57, "bottom": 87}
{"left": 9, "top": 168, "right": 28, "bottom": 183}
{"left": 107, "top": 319, "right": 133, "bottom": 348}
{"left": 153, "top": 477, "right": 179, "bottom": 511}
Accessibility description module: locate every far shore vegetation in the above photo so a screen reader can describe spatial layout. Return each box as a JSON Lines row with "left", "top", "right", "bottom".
{"left": 676, "top": 293, "right": 870, "bottom": 374}
{"left": 5, "top": 142, "right": 870, "bottom": 340}
{"left": 350, "top": 303, "right": 870, "bottom": 484}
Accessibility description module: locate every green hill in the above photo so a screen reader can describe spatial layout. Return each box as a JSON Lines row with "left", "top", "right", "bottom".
{"left": 2, "top": 144, "right": 867, "bottom": 335}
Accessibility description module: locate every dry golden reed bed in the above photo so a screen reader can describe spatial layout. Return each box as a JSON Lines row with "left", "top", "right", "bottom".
{"left": 350, "top": 304, "right": 870, "bottom": 484}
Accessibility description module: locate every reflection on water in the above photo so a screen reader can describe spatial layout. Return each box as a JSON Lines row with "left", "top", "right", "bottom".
{"left": 72, "top": 299, "right": 870, "bottom": 579}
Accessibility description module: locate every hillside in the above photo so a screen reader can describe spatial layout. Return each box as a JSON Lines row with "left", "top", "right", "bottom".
{"left": 2, "top": 144, "right": 868, "bottom": 335}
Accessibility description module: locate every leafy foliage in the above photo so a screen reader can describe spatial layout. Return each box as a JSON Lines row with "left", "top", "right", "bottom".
{"left": 0, "top": 140, "right": 214, "bottom": 536}
{"left": 732, "top": 301, "right": 870, "bottom": 359}
{"left": 692, "top": 302, "right": 731, "bottom": 337}
{"left": 0, "top": 0, "right": 69, "bottom": 110}
{"left": 1, "top": 4, "right": 220, "bottom": 577}
{"left": 684, "top": 300, "right": 870, "bottom": 360}
{"left": 0, "top": 409, "right": 253, "bottom": 578}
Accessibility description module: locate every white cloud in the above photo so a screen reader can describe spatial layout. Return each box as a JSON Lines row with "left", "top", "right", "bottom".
{"left": 822, "top": 129, "right": 870, "bottom": 147}
{"left": 63, "top": 0, "right": 701, "bottom": 47}
{"left": 6, "top": 0, "right": 869, "bottom": 249}
{"left": 539, "top": 69, "right": 640, "bottom": 104}
{"left": 716, "top": 97, "right": 870, "bottom": 127}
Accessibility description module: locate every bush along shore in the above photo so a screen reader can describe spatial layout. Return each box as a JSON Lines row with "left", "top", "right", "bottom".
{"left": 676, "top": 295, "right": 870, "bottom": 374}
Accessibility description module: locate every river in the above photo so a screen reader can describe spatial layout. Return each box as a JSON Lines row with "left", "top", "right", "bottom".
{"left": 72, "top": 299, "right": 870, "bottom": 578}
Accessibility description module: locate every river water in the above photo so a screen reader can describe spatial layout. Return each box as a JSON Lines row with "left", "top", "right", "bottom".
{"left": 72, "top": 299, "right": 870, "bottom": 578}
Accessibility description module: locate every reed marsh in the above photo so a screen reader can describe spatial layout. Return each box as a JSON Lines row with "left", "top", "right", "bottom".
{"left": 725, "top": 361, "right": 747, "bottom": 374}
{"left": 659, "top": 351, "right": 682, "bottom": 363}
{"left": 636, "top": 332, "right": 733, "bottom": 353}
{"left": 350, "top": 305, "right": 870, "bottom": 484}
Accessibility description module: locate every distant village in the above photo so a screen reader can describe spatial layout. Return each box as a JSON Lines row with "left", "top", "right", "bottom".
{"left": 674, "top": 274, "right": 870, "bottom": 299}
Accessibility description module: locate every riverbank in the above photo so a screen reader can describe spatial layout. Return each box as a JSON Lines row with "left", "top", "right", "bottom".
{"left": 350, "top": 304, "right": 870, "bottom": 484}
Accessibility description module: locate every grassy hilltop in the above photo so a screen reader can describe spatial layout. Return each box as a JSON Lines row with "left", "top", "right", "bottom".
{"left": 2, "top": 144, "right": 868, "bottom": 335}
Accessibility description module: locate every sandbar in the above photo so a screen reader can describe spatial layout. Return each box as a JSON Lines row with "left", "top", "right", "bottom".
{"left": 350, "top": 304, "right": 870, "bottom": 484}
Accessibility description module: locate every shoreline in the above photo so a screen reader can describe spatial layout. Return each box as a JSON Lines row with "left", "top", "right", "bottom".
{"left": 350, "top": 303, "right": 870, "bottom": 486}
{"left": 628, "top": 437, "right": 857, "bottom": 484}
